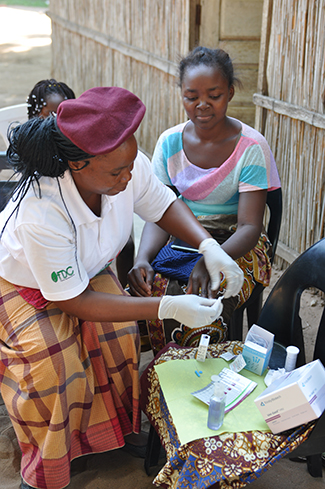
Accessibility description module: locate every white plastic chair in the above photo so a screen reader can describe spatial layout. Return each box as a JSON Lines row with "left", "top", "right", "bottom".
{"left": 0, "top": 103, "right": 28, "bottom": 149}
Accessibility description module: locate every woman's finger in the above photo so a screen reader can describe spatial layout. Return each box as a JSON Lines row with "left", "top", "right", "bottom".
{"left": 127, "top": 267, "right": 153, "bottom": 297}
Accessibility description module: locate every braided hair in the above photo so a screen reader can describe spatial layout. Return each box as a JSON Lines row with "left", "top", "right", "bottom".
{"left": 2, "top": 117, "right": 93, "bottom": 240}
{"left": 27, "top": 79, "right": 75, "bottom": 119}
{"left": 178, "top": 46, "right": 241, "bottom": 88}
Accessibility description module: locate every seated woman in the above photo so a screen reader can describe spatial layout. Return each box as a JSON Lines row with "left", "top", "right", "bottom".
{"left": 128, "top": 46, "right": 281, "bottom": 354}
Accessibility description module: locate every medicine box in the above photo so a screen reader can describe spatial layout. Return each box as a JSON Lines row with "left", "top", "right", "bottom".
{"left": 254, "top": 359, "right": 325, "bottom": 433}
{"left": 242, "top": 324, "right": 274, "bottom": 375}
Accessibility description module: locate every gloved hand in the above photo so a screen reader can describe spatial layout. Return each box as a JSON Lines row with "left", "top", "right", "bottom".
{"left": 199, "top": 238, "right": 244, "bottom": 298}
{"left": 158, "top": 294, "right": 223, "bottom": 329}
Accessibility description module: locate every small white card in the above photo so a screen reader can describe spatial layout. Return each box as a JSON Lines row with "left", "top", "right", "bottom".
{"left": 229, "top": 353, "right": 246, "bottom": 373}
{"left": 220, "top": 351, "right": 237, "bottom": 362}
{"left": 191, "top": 368, "right": 257, "bottom": 413}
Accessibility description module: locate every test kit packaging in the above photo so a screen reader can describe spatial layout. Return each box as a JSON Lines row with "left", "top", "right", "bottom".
{"left": 254, "top": 359, "right": 325, "bottom": 433}
{"left": 242, "top": 324, "right": 274, "bottom": 375}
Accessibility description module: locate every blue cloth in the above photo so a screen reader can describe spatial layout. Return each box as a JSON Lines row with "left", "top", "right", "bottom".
{"left": 151, "top": 242, "right": 202, "bottom": 282}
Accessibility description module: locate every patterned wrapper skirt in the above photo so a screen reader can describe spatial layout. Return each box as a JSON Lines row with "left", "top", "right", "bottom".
{"left": 0, "top": 267, "right": 140, "bottom": 489}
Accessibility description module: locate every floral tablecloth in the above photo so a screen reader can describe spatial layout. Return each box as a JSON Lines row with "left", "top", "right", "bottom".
{"left": 140, "top": 341, "right": 315, "bottom": 489}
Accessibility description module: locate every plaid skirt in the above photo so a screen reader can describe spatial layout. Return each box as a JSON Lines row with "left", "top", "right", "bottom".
{"left": 0, "top": 267, "right": 141, "bottom": 489}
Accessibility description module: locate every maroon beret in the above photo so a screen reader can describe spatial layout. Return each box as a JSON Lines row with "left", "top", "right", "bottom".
{"left": 56, "top": 86, "right": 146, "bottom": 155}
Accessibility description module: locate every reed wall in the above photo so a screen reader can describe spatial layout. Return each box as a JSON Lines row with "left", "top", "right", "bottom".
{"left": 255, "top": 0, "right": 325, "bottom": 264}
{"left": 49, "top": 0, "right": 189, "bottom": 156}
{"left": 48, "top": 0, "right": 265, "bottom": 154}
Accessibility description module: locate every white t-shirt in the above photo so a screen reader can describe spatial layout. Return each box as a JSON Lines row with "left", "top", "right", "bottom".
{"left": 0, "top": 151, "right": 176, "bottom": 301}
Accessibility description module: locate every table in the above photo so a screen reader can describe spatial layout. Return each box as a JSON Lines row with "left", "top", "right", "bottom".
{"left": 140, "top": 341, "right": 315, "bottom": 488}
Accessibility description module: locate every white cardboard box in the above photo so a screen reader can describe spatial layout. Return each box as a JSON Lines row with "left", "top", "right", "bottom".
{"left": 242, "top": 324, "right": 274, "bottom": 375}
{"left": 254, "top": 359, "right": 325, "bottom": 433}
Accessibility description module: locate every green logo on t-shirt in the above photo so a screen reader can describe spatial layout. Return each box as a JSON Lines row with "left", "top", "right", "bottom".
{"left": 51, "top": 267, "right": 74, "bottom": 283}
{"left": 51, "top": 272, "right": 58, "bottom": 283}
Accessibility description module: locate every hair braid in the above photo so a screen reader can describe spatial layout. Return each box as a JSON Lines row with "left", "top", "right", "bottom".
{"left": 5, "top": 116, "right": 92, "bottom": 210}
{"left": 7, "top": 117, "right": 69, "bottom": 179}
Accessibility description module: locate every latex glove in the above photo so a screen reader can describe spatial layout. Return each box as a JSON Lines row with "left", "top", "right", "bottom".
{"left": 199, "top": 238, "right": 244, "bottom": 298}
{"left": 158, "top": 294, "right": 223, "bottom": 329}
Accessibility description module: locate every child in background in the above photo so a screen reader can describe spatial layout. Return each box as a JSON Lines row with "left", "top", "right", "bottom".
{"left": 26, "top": 78, "right": 75, "bottom": 119}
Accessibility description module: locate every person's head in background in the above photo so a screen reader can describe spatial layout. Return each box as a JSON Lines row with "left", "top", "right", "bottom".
{"left": 27, "top": 79, "right": 75, "bottom": 120}
{"left": 177, "top": 46, "right": 242, "bottom": 130}
{"left": 178, "top": 46, "right": 240, "bottom": 89}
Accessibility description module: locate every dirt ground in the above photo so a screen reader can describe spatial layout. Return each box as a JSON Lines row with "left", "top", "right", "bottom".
{"left": 0, "top": 5, "right": 324, "bottom": 489}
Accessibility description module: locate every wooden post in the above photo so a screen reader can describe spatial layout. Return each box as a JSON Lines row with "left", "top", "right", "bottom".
{"left": 255, "top": 0, "right": 273, "bottom": 132}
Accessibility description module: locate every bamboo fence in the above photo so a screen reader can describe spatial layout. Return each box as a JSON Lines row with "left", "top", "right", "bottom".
{"left": 49, "top": 0, "right": 324, "bottom": 263}
{"left": 48, "top": 0, "right": 189, "bottom": 156}
{"left": 254, "top": 0, "right": 325, "bottom": 265}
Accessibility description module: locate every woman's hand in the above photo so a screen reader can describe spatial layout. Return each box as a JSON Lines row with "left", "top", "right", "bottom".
{"left": 199, "top": 238, "right": 244, "bottom": 297}
{"left": 127, "top": 259, "right": 155, "bottom": 297}
{"left": 158, "top": 294, "right": 223, "bottom": 328}
{"left": 129, "top": 221, "right": 170, "bottom": 296}
{"left": 187, "top": 256, "right": 217, "bottom": 298}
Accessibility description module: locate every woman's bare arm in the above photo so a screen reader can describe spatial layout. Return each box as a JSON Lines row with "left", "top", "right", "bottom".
{"left": 128, "top": 198, "right": 211, "bottom": 296}
{"left": 55, "top": 288, "right": 161, "bottom": 322}
{"left": 221, "top": 189, "right": 267, "bottom": 259}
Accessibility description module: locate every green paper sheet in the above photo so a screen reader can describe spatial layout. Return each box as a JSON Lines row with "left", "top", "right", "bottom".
{"left": 154, "top": 358, "right": 270, "bottom": 446}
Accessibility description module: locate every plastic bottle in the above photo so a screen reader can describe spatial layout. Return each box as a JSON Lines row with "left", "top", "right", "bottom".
{"left": 284, "top": 345, "right": 300, "bottom": 371}
{"left": 207, "top": 381, "right": 226, "bottom": 430}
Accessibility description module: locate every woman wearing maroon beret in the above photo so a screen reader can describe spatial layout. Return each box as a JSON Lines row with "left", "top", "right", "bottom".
{"left": 0, "top": 87, "right": 242, "bottom": 489}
